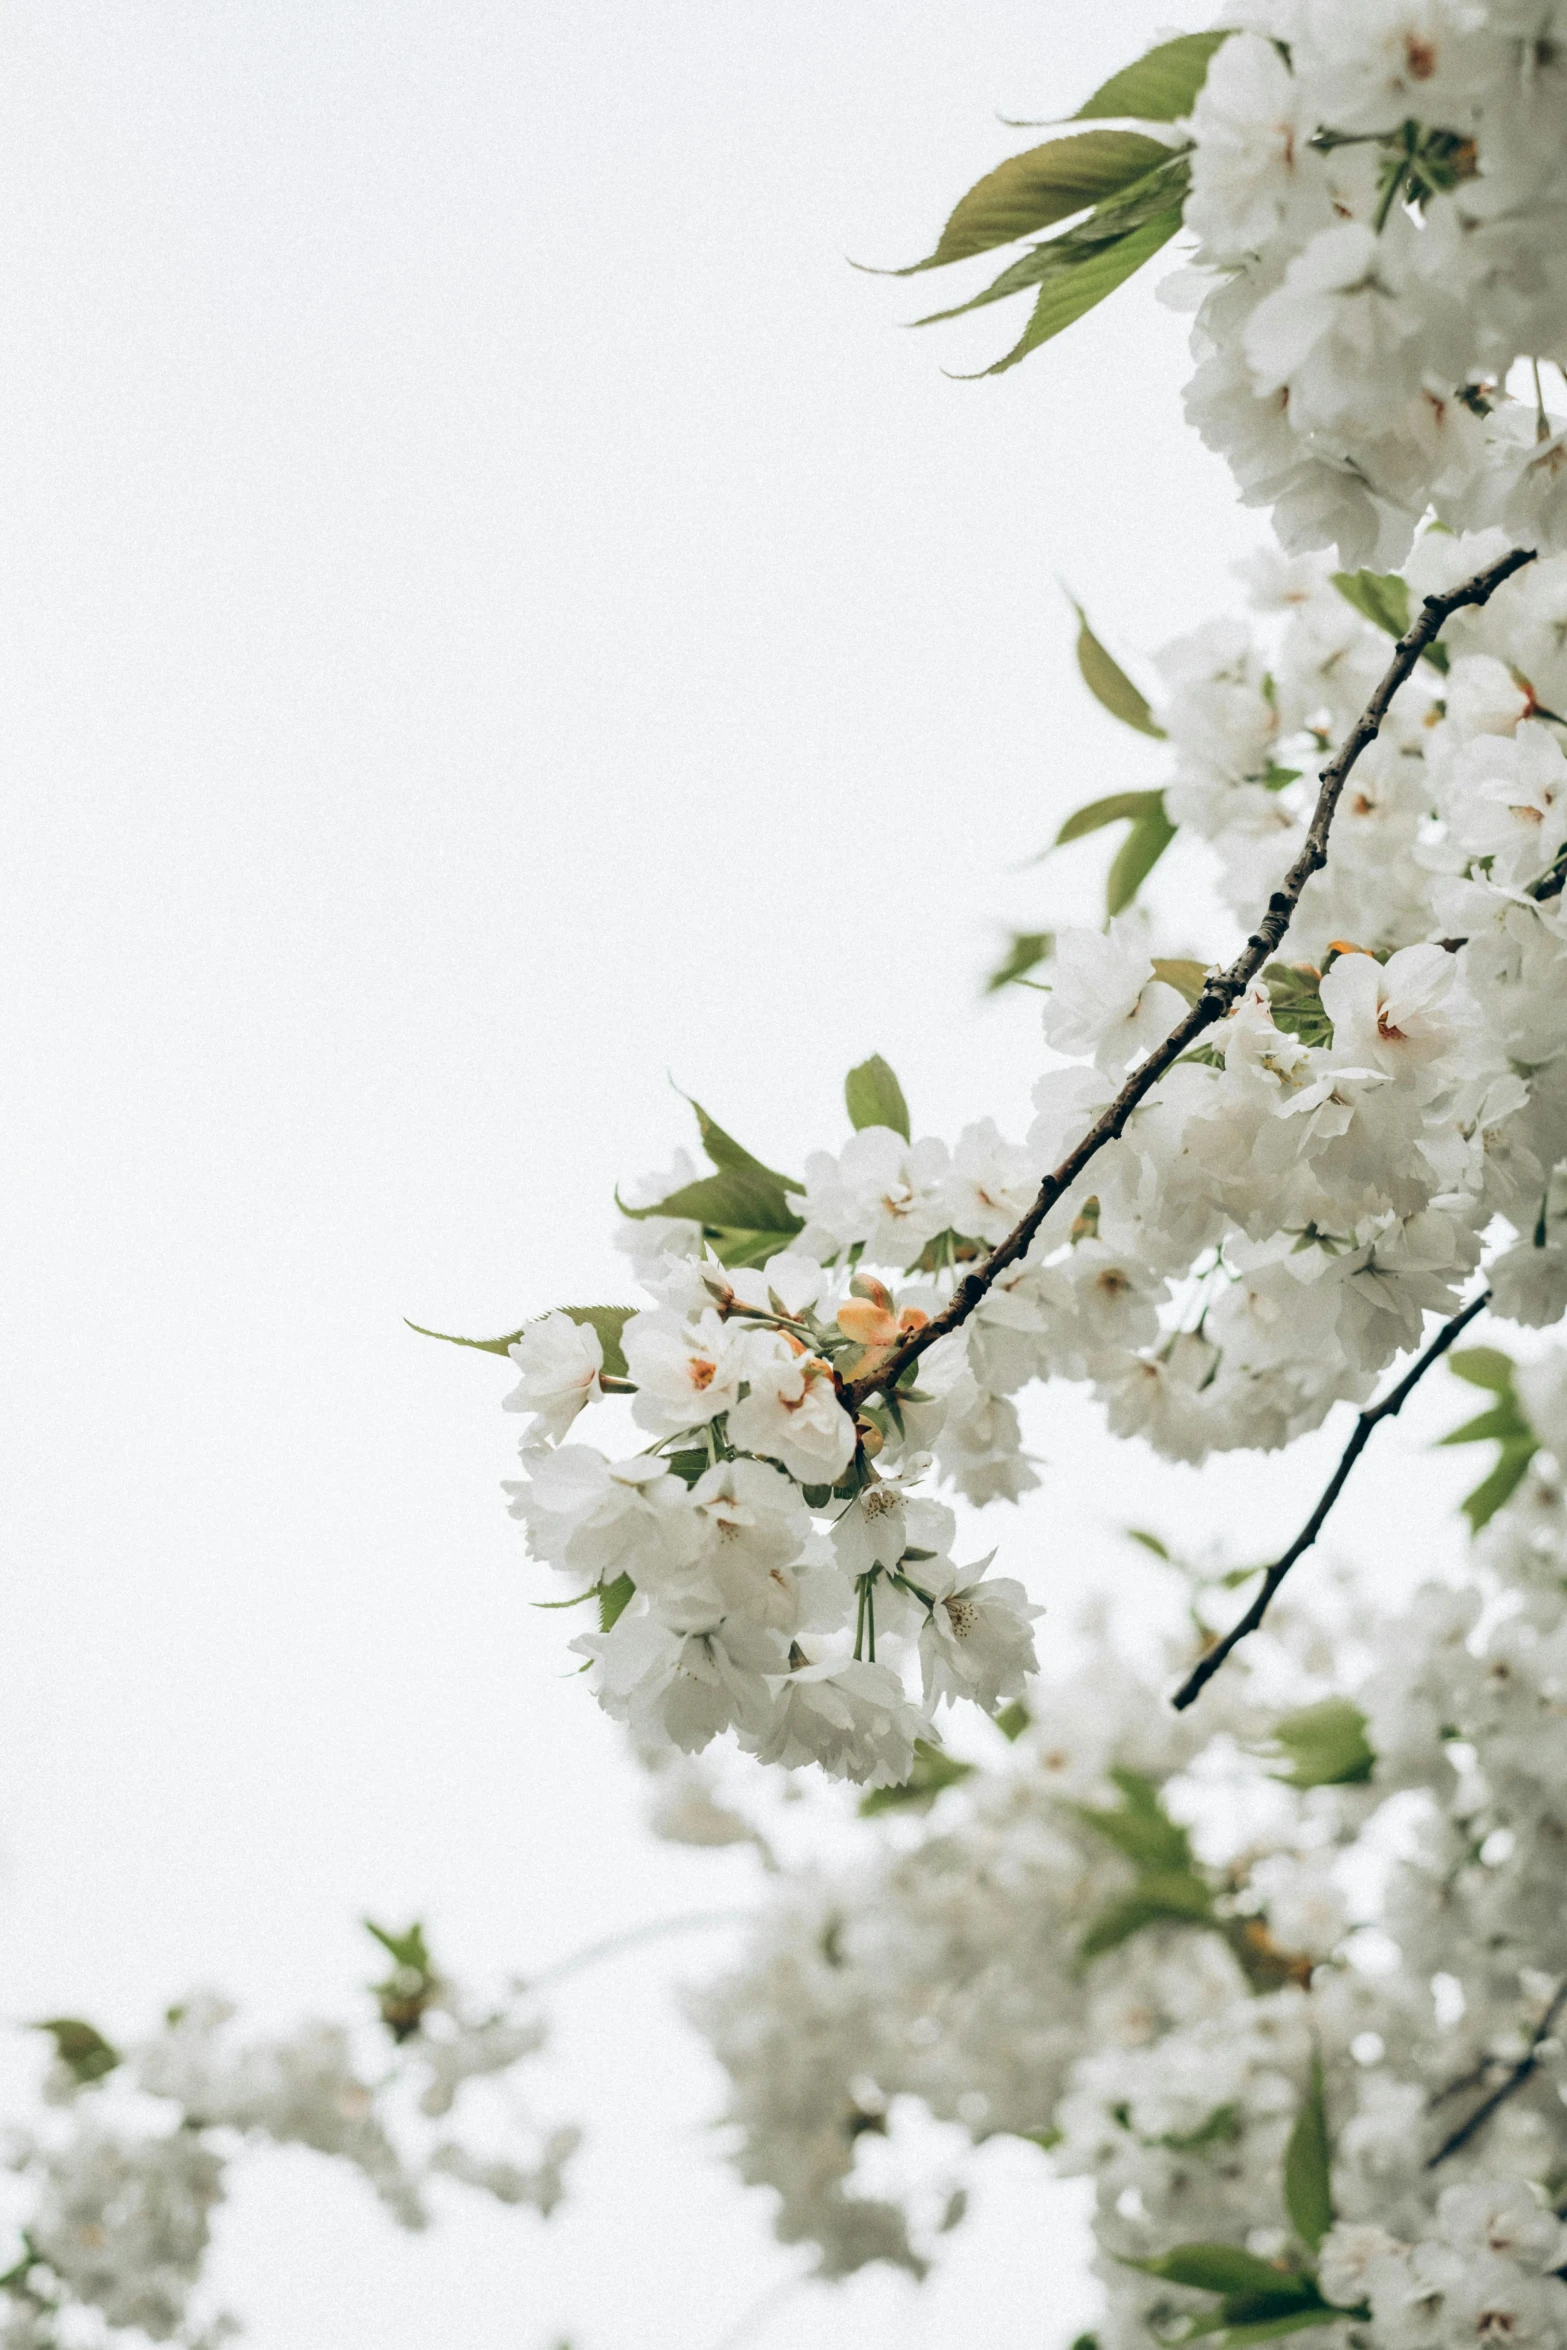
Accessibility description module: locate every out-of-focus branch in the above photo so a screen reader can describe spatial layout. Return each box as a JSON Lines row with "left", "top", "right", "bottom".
{"left": 841, "top": 547, "right": 1536, "bottom": 1415}
{"left": 1427, "top": 1973, "right": 1567, "bottom": 2168}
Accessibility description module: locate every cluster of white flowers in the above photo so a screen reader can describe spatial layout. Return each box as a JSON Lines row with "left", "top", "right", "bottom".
{"left": 0, "top": 1937, "right": 575, "bottom": 2348}
{"left": 1177, "top": 0, "right": 1567, "bottom": 568}
{"left": 489, "top": 532, "right": 1567, "bottom": 1784}
{"left": 689, "top": 1373, "right": 1567, "bottom": 2343}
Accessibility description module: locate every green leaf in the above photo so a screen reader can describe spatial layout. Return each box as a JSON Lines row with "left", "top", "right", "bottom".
{"left": 984, "top": 930, "right": 1055, "bottom": 993}
{"left": 622, "top": 1164, "right": 806, "bottom": 1266}
{"left": 34, "top": 2018, "right": 120, "bottom": 2086}
{"left": 1107, "top": 798, "right": 1177, "bottom": 916}
{"left": 1262, "top": 963, "right": 1334, "bottom": 1048}
{"left": 859, "top": 1737, "right": 975, "bottom": 1816}
{"left": 1125, "top": 1526, "right": 1172, "bottom": 1559}
{"left": 1331, "top": 568, "right": 1411, "bottom": 639}
{"left": 1448, "top": 1346, "right": 1518, "bottom": 1394}
{"left": 1282, "top": 2055, "right": 1334, "bottom": 2252}
{"left": 683, "top": 1096, "right": 799, "bottom": 1191}
{"left": 1079, "top": 1869, "right": 1215, "bottom": 1959}
{"left": 1072, "top": 604, "right": 1166, "bottom": 737}
{"left": 406, "top": 1303, "right": 636, "bottom": 1379}
{"left": 1127, "top": 2246, "right": 1309, "bottom": 2297}
{"left": 973, "top": 202, "right": 1185, "bottom": 377}
{"left": 1269, "top": 1697, "right": 1375, "bottom": 1790}
{"left": 1332, "top": 568, "right": 1449, "bottom": 674}
{"left": 887, "top": 128, "right": 1172, "bottom": 273}
{"left": 914, "top": 153, "right": 1190, "bottom": 329}
{"left": 1460, "top": 1438, "right": 1537, "bottom": 1533}
{"left": 994, "top": 1699, "right": 1031, "bottom": 1741}
{"left": 1072, "top": 31, "right": 1232, "bottom": 122}
{"left": 1160, "top": 2102, "right": 1241, "bottom": 2151}
{"left": 1075, "top": 1768, "right": 1193, "bottom": 1873}
{"left": 1151, "top": 957, "right": 1209, "bottom": 1006}
{"left": 1438, "top": 1349, "right": 1538, "bottom": 1531}
{"left": 1210, "top": 2313, "right": 1346, "bottom": 2346}
{"left": 1054, "top": 789, "right": 1165, "bottom": 848}
{"left": 597, "top": 1571, "right": 637, "bottom": 1632}
{"left": 845, "top": 1054, "right": 911, "bottom": 1141}
{"left": 366, "top": 1919, "right": 433, "bottom": 1974}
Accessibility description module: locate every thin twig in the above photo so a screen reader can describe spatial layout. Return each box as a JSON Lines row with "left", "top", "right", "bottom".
{"left": 840, "top": 546, "right": 1535, "bottom": 1416}
{"left": 1170, "top": 1288, "right": 1490, "bottom": 1711}
{"left": 1427, "top": 1974, "right": 1567, "bottom": 2168}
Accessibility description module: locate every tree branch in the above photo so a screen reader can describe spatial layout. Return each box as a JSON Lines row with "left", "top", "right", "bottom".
{"left": 1169, "top": 1288, "right": 1491, "bottom": 1712}
{"left": 1426, "top": 1973, "right": 1567, "bottom": 2168}
{"left": 840, "top": 545, "right": 1535, "bottom": 1415}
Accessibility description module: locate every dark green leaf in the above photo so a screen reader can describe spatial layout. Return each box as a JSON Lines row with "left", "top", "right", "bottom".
{"left": 683, "top": 1096, "right": 800, "bottom": 1191}
{"left": 886, "top": 128, "right": 1172, "bottom": 273}
{"left": 1072, "top": 31, "right": 1231, "bottom": 122}
{"left": 1107, "top": 798, "right": 1177, "bottom": 915}
{"left": 845, "top": 1055, "right": 911, "bottom": 1141}
{"left": 1448, "top": 1346, "right": 1518, "bottom": 1394}
{"left": 1282, "top": 2054, "right": 1334, "bottom": 2252}
{"left": 1332, "top": 568, "right": 1411, "bottom": 640}
{"left": 985, "top": 930, "right": 1055, "bottom": 993}
{"left": 1160, "top": 2102, "right": 1241, "bottom": 2150}
{"left": 859, "top": 1737, "right": 975, "bottom": 1816}
{"left": 34, "top": 2019, "right": 120, "bottom": 2086}
{"left": 1054, "top": 789, "right": 1165, "bottom": 848}
{"left": 1269, "top": 1697, "right": 1375, "bottom": 1790}
{"left": 1209, "top": 2313, "right": 1345, "bottom": 2346}
{"left": 406, "top": 1303, "right": 635, "bottom": 1380}
{"left": 1127, "top": 2245, "right": 1308, "bottom": 2296}
{"left": 1151, "top": 957, "right": 1209, "bottom": 1005}
{"left": 598, "top": 1572, "right": 637, "bottom": 1633}
{"left": 994, "top": 1700, "right": 1031, "bottom": 1741}
{"left": 1072, "top": 604, "right": 1166, "bottom": 738}
{"left": 1080, "top": 1869, "right": 1214, "bottom": 1958}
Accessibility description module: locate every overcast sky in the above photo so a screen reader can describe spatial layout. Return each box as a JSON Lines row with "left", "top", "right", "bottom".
{"left": 1, "top": 5, "right": 1485, "bottom": 2345}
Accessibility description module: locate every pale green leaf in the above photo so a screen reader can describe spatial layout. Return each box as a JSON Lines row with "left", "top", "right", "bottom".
{"left": 984, "top": 930, "right": 1054, "bottom": 993}
{"left": 597, "top": 1572, "right": 637, "bottom": 1632}
{"left": 1053, "top": 789, "right": 1164, "bottom": 847}
{"left": 1073, "top": 604, "right": 1166, "bottom": 736}
{"left": 1151, "top": 958, "right": 1208, "bottom": 1005}
{"left": 406, "top": 1303, "right": 636, "bottom": 1379}
{"left": 1107, "top": 799, "right": 1177, "bottom": 915}
{"left": 859, "top": 1738, "right": 975, "bottom": 1815}
{"left": 1269, "top": 1697, "right": 1375, "bottom": 1790}
{"left": 1448, "top": 1346, "right": 1517, "bottom": 1393}
{"left": 885, "top": 128, "right": 1171, "bottom": 273}
{"left": 845, "top": 1054, "right": 911, "bottom": 1141}
{"left": 1282, "top": 2056, "right": 1334, "bottom": 2252}
{"left": 683, "top": 1095, "right": 800, "bottom": 1190}
{"left": 971, "top": 205, "right": 1185, "bottom": 376}
{"left": 1331, "top": 568, "right": 1411, "bottom": 639}
{"left": 1072, "top": 31, "right": 1232, "bottom": 122}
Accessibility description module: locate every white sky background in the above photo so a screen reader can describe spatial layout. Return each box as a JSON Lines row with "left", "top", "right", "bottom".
{"left": 0, "top": 4, "right": 1492, "bottom": 2345}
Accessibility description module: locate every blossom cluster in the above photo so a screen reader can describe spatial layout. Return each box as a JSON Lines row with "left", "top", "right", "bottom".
{"left": 0, "top": 1933, "right": 575, "bottom": 2348}
{"left": 690, "top": 1361, "right": 1567, "bottom": 2346}
{"left": 489, "top": 533, "right": 1567, "bottom": 1782}
{"left": 1179, "top": 0, "right": 1567, "bottom": 568}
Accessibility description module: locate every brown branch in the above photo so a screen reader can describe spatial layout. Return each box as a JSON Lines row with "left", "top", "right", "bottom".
{"left": 841, "top": 545, "right": 1536, "bottom": 1415}
{"left": 1427, "top": 1974, "right": 1567, "bottom": 2168}
{"left": 1169, "top": 1287, "right": 1491, "bottom": 1712}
